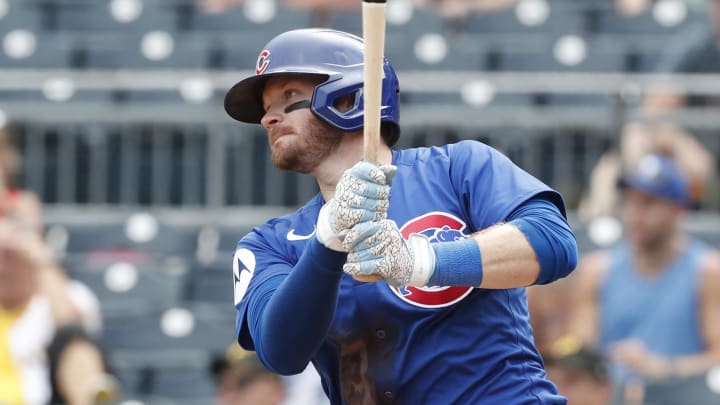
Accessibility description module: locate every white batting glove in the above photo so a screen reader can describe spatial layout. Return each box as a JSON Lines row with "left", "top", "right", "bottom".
{"left": 316, "top": 161, "right": 396, "bottom": 252}
{"left": 342, "top": 220, "right": 436, "bottom": 287}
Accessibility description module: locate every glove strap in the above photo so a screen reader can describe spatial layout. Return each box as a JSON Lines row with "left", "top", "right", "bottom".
{"left": 407, "top": 234, "right": 436, "bottom": 286}
{"left": 316, "top": 202, "right": 346, "bottom": 252}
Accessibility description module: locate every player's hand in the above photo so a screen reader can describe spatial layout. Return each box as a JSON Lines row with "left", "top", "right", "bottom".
{"left": 342, "top": 220, "right": 435, "bottom": 287}
{"left": 316, "top": 161, "right": 396, "bottom": 252}
{"left": 609, "top": 339, "right": 673, "bottom": 380}
{"left": 0, "top": 218, "right": 53, "bottom": 272}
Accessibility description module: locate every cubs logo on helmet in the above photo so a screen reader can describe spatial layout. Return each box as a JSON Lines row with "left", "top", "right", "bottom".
{"left": 256, "top": 50, "right": 270, "bottom": 75}
{"left": 388, "top": 212, "right": 474, "bottom": 308}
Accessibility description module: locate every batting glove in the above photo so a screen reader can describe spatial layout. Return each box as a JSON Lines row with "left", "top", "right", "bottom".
{"left": 316, "top": 161, "right": 396, "bottom": 252}
{"left": 342, "top": 220, "right": 436, "bottom": 287}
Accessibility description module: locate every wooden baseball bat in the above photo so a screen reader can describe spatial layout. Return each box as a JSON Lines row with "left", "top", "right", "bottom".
{"left": 362, "top": 0, "right": 387, "bottom": 165}
{"left": 355, "top": 0, "right": 385, "bottom": 282}
{"left": 356, "top": 0, "right": 388, "bottom": 283}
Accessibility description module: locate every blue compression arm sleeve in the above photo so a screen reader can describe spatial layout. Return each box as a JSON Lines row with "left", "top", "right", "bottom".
{"left": 508, "top": 196, "right": 578, "bottom": 284}
{"left": 245, "top": 237, "right": 346, "bottom": 375}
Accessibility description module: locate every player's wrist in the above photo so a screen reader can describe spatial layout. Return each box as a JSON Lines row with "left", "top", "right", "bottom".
{"left": 316, "top": 202, "right": 346, "bottom": 252}
{"left": 427, "top": 238, "right": 483, "bottom": 287}
{"left": 652, "top": 355, "right": 678, "bottom": 380}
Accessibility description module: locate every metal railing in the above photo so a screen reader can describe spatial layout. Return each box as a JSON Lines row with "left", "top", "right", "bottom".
{"left": 2, "top": 70, "right": 719, "bottom": 209}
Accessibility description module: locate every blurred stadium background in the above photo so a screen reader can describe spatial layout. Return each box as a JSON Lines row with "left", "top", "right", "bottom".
{"left": 1, "top": 0, "right": 719, "bottom": 404}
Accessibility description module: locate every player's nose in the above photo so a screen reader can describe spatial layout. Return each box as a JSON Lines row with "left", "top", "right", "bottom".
{"left": 261, "top": 108, "right": 283, "bottom": 129}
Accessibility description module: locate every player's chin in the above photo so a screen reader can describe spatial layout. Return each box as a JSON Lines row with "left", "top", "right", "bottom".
{"left": 271, "top": 150, "right": 314, "bottom": 174}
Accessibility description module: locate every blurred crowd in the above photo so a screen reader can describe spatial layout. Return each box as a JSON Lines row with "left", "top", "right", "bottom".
{"left": 0, "top": 128, "right": 117, "bottom": 405}
{"left": 529, "top": 6, "right": 720, "bottom": 400}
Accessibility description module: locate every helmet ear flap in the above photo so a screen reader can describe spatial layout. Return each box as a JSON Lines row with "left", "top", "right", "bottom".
{"left": 381, "top": 121, "right": 400, "bottom": 148}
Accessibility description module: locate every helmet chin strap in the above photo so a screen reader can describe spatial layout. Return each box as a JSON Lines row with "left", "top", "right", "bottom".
{"left": 284, "top": 100, "right": 312, "bottom": 114}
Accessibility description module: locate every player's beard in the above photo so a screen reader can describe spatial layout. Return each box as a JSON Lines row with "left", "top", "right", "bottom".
{"left": 269, "top": 118, "right": 343, "bottom": 174}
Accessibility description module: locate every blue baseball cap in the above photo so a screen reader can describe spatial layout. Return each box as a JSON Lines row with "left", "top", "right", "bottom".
{"left": 618, "top": 154, "right": 689, "bottom": 205}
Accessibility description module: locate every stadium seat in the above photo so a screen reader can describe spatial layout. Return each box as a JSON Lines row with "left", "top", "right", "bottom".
{"left": 148, "top": 222, "right": 202, "bottom": 256}
{"left": 102, "top": 304, "right": 235, "bottom": 353}
{"left": 585, "top": 7, "right": 693, "bottom": 36}
{"left": 1, "top": 0, "right": 42, "bottom": 32}
{"left": 0, "top": 33, "right": 72, "bottom": 68}
{"left": 51, "top": 211, "right": 203, "bottom": 258}
{"left": 546, "top": 94, "right": 615, "bottom": 107}
{"left": 60, "top": 220, "right": 132, "bottom": 253}
{"left": 188, "top": 2, "right": 310, "bottom": 33}
{"left": 388, "top": 6, "right": 446, "bottom": 37}
{"left": 109, "top": 347, "right": 214, "bottom": 399}
{"left": 150, "top": 366, "right": 217, "bottom": 399}
{"left": 622, "top": 38, "right": 672, "bottom": 73}
{"left": 66, "top": 258, "right": 188, "bottom": 308}
{"left": 216, "top": 31, "right": 273, "bottom": 69}
{"left": 72, "top": 33, "right": 210, "bottom": 69}
{"left": 460, "top": 4, "right": 584, "bottom": 35}
{"left": 41, "top": 0, "right": 177, "bottom": 32}
{"left": 498, "top": 39, "right": 625, "bottom": 72}
{"left": 187, "top": 261, "right": 232, "bottom": 304}
{"left": 385, "top": 33, "right": 487, "bottom": 70}
{"left": 214, "top": 223, "right": 256, "bottom": 253}
{"left": 112, "top": 367, "right": 145, "bottom": 397}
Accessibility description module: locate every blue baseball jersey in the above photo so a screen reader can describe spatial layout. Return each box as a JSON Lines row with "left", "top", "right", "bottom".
{"left": 234, "top": 140, "right": 566, "bottom": 404}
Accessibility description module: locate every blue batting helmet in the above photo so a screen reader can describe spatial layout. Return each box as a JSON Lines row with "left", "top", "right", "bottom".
{"left": 224, "top": 28, "right": 401, "bottom": 145}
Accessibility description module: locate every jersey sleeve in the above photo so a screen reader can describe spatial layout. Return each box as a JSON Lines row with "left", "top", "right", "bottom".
{"left": 233, "top": 223, "right": 293, "bottom": 350}
{"left": 448, "top": 140, "right": 566, "bottom": 231}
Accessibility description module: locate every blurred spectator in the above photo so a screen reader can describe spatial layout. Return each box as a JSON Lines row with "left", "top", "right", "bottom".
{"left": 544, "top": 335, "right": 611, "bottom": 405}
{"left": 211, "top": 344, "right": 285, "bottom": 405}
{"left": 615, "top": 0, "right": 650, "bottom": 17}
{"left": 211, "top": 343, "right": 330, "bottom": 405}
{"left": 644, "top": 0, "right": 720, "bottom": 113}
{"left": 284, "top": 0, "right": 359, "bottom": 26}
{"left": 0, "top": 218, "right": 116, "bottom": 405}
{"left": 199, "top": 0, "right": 359, "bottom": 26}
{"left": 578, "top": 122, "right": 715, "bottom": 219}
{"left": 0, "top": 126, "right": 116, "bottom": 405}
{"left": 283, "top": 0, "right": 358, "bottom": 12}
{"left": 200, "top": 0, "right": 244, "bottom": 14}
{"left": 605, "top": 1, "right": 720, "bottom": 218}
{"left": 570, "top": 155, "right": 720, "bottom": 404}
{"left": 527, "top": 276, "right": 575, "bottom": 355}
{"left": 0, "top": 127, "right": 42, "bottom": 233}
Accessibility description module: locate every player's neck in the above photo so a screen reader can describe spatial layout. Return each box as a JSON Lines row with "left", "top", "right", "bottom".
{"left": 633, "top": 231, "right": 685, "bottom": 275}
{"left": 314, "top": 135, "right": 392, "bottom": 202}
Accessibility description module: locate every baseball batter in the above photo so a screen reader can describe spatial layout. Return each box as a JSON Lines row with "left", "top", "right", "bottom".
{"left": 225, "top": 29, "right": 578, "bottom": 404}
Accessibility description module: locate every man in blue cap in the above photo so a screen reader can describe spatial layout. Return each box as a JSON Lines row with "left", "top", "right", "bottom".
{"left": 569, "top": 154, "right": 720, "bottom": 403}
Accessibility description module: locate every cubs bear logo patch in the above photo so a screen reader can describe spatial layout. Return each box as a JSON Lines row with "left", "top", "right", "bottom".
{"left": 388, "top": 212, "right": 474, "bottom": 308}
